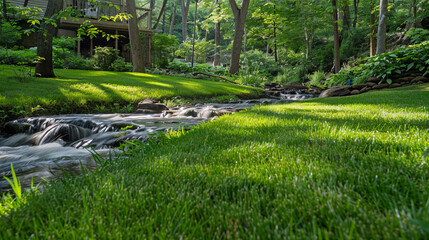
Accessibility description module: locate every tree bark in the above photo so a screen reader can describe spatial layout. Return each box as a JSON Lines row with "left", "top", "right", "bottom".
{"left": 35, "top": 0, "right": 62, "bottom": 78}
{"left": 126, "top": 0, "right": 145, "bottom": 72}
{"left": 24, "top": 0, "right": 29, "bottom": 7}
{"left": 332, "top": 0, "right": 340, "bottom": 73}
{"left": 2, "top": 0, "right": 7, "bottom": 21}
{"left": 169, "top": 2, "right": 176, "bottom": 35}
{"left": 228, "top": 0, "right": 250, "bottom": 75}
{"left": 353, "top": 0, "right": 359, "bottom": 28}
{"left": 370, "top": 4, "right": 376, "bottom": 56}
{"left": 153, "top": 0, "right": 168, "bottom": 29}
{"left": 273, "top": 20, "right": 278, "bottom": 63}
{"left": 181, "top": 0, "right": 191, "bottom": 42}
{"left": 213, "top": 0, "right": 221, "bottom": 66}
{"left": 376, "top": 0, "right": 388, "bottom": 54}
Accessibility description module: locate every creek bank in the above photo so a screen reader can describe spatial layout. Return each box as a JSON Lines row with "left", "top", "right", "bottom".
{"left": 320, "top": 72, "right": 429, "bottom": 97}
{"left": 263, "top": 71, "right": 429, "bottom": 99}
{"left": 0, "top": 98, "right": 296, "bottom": 194}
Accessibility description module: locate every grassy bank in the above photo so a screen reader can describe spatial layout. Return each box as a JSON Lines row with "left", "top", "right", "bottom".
{"left": 0, "top": 65, "right": 260, "bottom": 120}
{"left": 1, "top": 84, "right": 429, "bottom": 238}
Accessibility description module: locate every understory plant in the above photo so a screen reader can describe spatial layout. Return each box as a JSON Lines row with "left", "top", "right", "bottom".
{"left": 327, "top": 41, "right": 429, "bottom": 86}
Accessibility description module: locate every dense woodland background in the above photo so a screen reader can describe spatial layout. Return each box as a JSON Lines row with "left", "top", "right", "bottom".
{"left": 1, "top": 0, "right": 429, "bottom": 86}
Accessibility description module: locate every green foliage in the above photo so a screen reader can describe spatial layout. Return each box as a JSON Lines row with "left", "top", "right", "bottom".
{"left": 53, "top": 37, "right": 76, "bottom": 52}
{"left": 151, "top": 33, "right": 178, "bottom": 68}
{"left": 0, "top": 47, "right": 37, "bottom": 65}
{"left": 275, "top": 64, "right": 307, "bottom": 85}
{"left": 167, "top": 58, "right": 226, "bottom": 74}
{"left": 111, "top": 57, "right": 132, "bottom": 72}
{"left": 1, "top": 164, "right": 41, "bottom": 216}
{"left": 306, "top": 71, "right": 325, "bottom": 87}
{"left": 93, "top": 47, "right": 120, "bottom": 71}
{"left": 63, "top": 54, "right": 96, "bottom": 70}
{"left": 405, "top": 28, "right": 429, "bottom": 44}
{"left": 175, "top": 40, "right": 215, "bottom": 64}
{"left": 0, "top": 20, "right": 22, "bottom": 48}
{"left": 327, "top": 41, "right": 429, "bottom": 86}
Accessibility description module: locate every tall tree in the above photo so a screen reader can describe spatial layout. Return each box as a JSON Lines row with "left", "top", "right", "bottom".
{"left": 2, "top": 0, "right": 8, "bottom": 21}
{"left": 376, "top": 0, "right": 387, "bottom": 54}
{"left": 169, "top": 2, "right": 176, "bottom": 35}
{"left": 213, "top": 0, "right": 221, "bottom": 66}
{"left": 332, "top": 0, "right": 340, "bottom": 73}
{"left": 181, "top": 0, "right": 191, "bottom": 42}
{"left": 153, "top": 0, "right": 169, "bottom": 29}
{"left": 370, "top": 1, "right": 376, "bottom": 56}
{"left": 228, "top": 0, "right": 250, "bottom": 74}
{"left": 353, "top": 0, "right": 359, "bottom": 27}
{"left": 127, "top": 0, "right": 145, "bottom": 72}
{"left": 35, "top": 0, "right": 63, "bottom": 78}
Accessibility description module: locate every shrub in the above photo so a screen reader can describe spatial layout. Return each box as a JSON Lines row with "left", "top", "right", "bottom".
{"left": 151, "top": 33, "right": 178, "bottom": 68}
{"left": 93, "top": 47, "right": 119, "bottom": 70}
{"left": 326, "top": 41, "right": 429, "bottom": 86}
{"left": 175, "top": 40, "right": 215, "bottom": 63}
{"left": 111, "top": 57, "right": 132, "bottom": 72}
{"left": 306, "top": 71, "right": 325, "bottom": 87}
{"left": 0, "top": 48, "right": 37, "bottom": 65}
{"left": 405, "top": 28, "right": 429, "bottom": 44}
{"left": 168, "top": 58, "right": 226, "bottom": 74}
{"left": 64, "top": 54, "right": 96, "bottom": 70}
{"left": 0, "top": 20, "right": 22, "bottom": 48}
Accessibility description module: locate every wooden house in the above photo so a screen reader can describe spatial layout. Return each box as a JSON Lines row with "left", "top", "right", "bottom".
{"left": 8, "top": 0, "right": 153, "bottom": 67}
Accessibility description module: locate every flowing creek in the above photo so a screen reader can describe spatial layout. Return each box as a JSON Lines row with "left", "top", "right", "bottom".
{"left": 0, "top": 95, "right": 315, "bottom": 193}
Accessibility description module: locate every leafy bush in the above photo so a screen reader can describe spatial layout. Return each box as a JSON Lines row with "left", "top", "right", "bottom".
{"left": 175, "top": 40, "right": 215, "bottom": 63}
{"left": 306, "top": 71, "right": 325, "bottom": 87}
{"left": 93, "top": 47, "right": 120, "bottom": 70}
{"left": 275, "top": 64, "right": 307, "bottom": 85}
{"left": 405, "top": 28, "right": 429, "bottom": 44}
{"left": 64, "top": 54, "right": 96, "bottom": 70}
{"left": 0, "top": 20, "right": 22, "bottom": 48}
{"left": 151, "top": 33, "right": 178, "bottom": 68}
{"left": 0, "top": 47, "right": 37, "bottom": 64}
{"left": 111, "top": 57, "right": 132, "bottom": 72}
{"left": 326, "top": 41, "right": 429, "bottom": 86}
{"left": 168, "top": 58, "right": 226, "bottom": 74}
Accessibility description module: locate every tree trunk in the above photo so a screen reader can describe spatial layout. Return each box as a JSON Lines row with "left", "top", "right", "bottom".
{"left": 35, "top": 0, "right": 62, "bottom": 78}
{"left": 304, "top": 27, "right": 310, "bottom": 59}
{"left": 332, "top": 0, "right": 340, "bottom": 73}
{"left": 370, "top": 5, "right": 376, "bottom": 56}
{"left": 342, "top": 4, "right": 351, "bottom": 32}
{"left": 2, "top": 0, "right": 7, "bottom": 21}
{"left": 162, "top": 9, "right": 166, "bottom": 33}
{"left": 274, "top": 20, "right": 278, "bottom": 63}
{"left": 228, "top": 0, "right": 250, "bottom": 75}
{"left": 169, "top": 2, "right": 176, "bottom": 35}
{"left": 412, "top": 0, "right": 417, "bottom": 28}
{"left": 24, "top": 0, "right": 29, "bottom": 7}
{"left": 127, "top": 0, "right": 145, "bottom": 72}
{"left": 376, "top": 0, "right": 388, "bottom": 54}
{"left": 181, "top": 0, "right": 191, "bottom": 42}
{"left": 214, "top": 22, "right": 221, "bottom": 66}
{"left": 213, "top": 0, "right": 221, "bottom": 66}
{"left": 153, "top": 0, "right": 168, "bottom": 30}
{"left": 353, "top": 0, "right": 359, "bottom": 28}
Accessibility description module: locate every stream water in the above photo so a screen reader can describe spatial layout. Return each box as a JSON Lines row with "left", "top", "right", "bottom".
{"left": 0, "top": 95, "right": 314, "bottom": 193}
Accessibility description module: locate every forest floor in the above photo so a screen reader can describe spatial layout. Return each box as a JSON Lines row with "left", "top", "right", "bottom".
{"left": 0, "top": 65, "right": 260, "bottom": 117}
{"left": 1, "top": 83, "right": 428, "bottom": 238}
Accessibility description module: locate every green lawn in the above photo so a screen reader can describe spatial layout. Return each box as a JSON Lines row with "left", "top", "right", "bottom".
{"left": 1, "top": 84, "right": 429, "bottom": 239}
{"left": 0, "top": 65, "right": 260, "bottom": 107}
